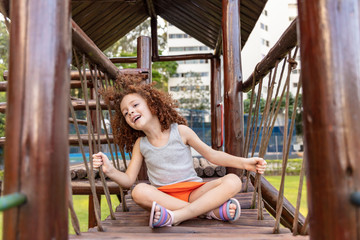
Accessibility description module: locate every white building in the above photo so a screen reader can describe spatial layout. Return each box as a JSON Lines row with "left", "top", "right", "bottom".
{"left": 166, "top": 23, "right": 213, "bottom": 109}
{"left": 166, "top": 0, "right": 300, "bottom": 102}
{"left": 241, "top": 0, "right": 300, "bottom": 98}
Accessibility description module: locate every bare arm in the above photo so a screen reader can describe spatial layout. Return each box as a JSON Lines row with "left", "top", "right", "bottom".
{"left": 178, "top": 125, "right": 267, "bottom": 174}
{"left": 92, "top": 138, "right": 143, "bottom": 188}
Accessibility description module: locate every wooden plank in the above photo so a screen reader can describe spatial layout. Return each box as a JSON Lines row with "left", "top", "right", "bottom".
{"left": 72, "top": 20, "right": 119, "bottom": 79}
{"left": 298, "top": 0, "right": 360, "bottom": 239}
{"left": 71, "top": 232, "right": 308, "bottom": 240}
{"left": 70, "top": 191, "right": 309, "bottom": 239}
{"left": 71, "top": 180, "right": 125, "bottom": 195}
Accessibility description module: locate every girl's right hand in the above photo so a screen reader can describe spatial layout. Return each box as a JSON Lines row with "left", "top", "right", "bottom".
{"left": 92, "top": 152, "right": 113, "bottom": 174}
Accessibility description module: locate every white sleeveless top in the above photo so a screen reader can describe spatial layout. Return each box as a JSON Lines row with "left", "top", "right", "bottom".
{"left": 139, "top": 123, "right": 203, "bottom": 187}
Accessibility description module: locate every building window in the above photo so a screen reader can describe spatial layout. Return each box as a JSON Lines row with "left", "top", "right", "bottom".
{"left": 170, "top": 72, "right": 209, "bottom": 78}
{"left": 261, "top": 39, "right": 270, "bottom": 47}
{"left": 176, "top": 59, "right": 209, "bottom": 65}
{"left": 171, "top": 73, "right": 180, "bottom": 77}
{"left": 185, "top": 46, "right": 199, "bottom": 51}
{"left": 262, "top": 10, "right": 268, "bottom": 16}
{"left": 260, "top": 23, "right": 268, "bottom": 31}
{"left": 199, "top": 46, "right": 209, "bottom": 51}
{"left": 169, "top": 33, "right": 190, "bottom": 39}
{"left": 292, "top": 69, "right": 299, "bottom": 74}
{"left": 169, "top": 47, "right": 185, "bottom": 52}
{"left": 170, "top": 85, "right": 209, "bottom": 92}
{"left": 293, "top": 82, "right": 298, "bottom": 88}
{"left": 169, "top": 46, "right": 210, "bottom": 52}
{"left": 288, "top": 3, "right": 297, "bottom": 9}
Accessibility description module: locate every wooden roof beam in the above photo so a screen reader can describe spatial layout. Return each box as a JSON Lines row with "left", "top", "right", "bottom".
{"left": 214, "top": 28, "right": 223, "bottom": 57}
{"left": 240, "top": 18, "right": 298, "bottom": 92}
{"left": 71, "top": 19, "right": 119, "bottom": 79}
{"left": 144, "top": 0, "right": 159, "bottom": 61}
{"left": 144, "top": 0, "right": 156, "bottom": 17}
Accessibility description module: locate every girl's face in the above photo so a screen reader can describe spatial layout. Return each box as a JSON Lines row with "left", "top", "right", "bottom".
{"left": 120, "top": 93, "right": 154, "bottom": 130}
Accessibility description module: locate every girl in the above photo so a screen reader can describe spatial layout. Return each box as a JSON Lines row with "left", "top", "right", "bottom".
{"left": 93, "top": 77, "right": 267, "bottom": 228}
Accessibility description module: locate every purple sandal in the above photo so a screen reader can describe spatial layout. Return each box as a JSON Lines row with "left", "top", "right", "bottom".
{"left": 206, "top": 198, "right": 241, "bottom": 222}
{"left": 149, "top": 201, "right": 175, "bottom": 228}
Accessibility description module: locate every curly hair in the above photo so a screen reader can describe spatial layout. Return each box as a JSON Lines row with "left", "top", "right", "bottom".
{"left": 101, "top": 74, "right": 187, "bottom": 153}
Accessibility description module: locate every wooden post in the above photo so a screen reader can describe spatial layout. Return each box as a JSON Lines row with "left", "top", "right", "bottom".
{"left": 3, "top": 0, "right": 70, "bottom": 239}
{"left": 136, "top": 36, "right": 151, "bottom": 180}
{"left": 210, "top": 57, "right": 222, "bottom": 151}
{"left": 137, "top": 36, "right": 152, "bottom": 84}
{"left": 222, "top": 0, "right": 243, "bottom": 175}
{"left": 151, "top": 16, "right": 159, "bottom": 61}
{"left": 88, "top": 194, "right": 101, "bottom": 229}
{"left": 298, "top": 1, "right": 360, "bottom": 239}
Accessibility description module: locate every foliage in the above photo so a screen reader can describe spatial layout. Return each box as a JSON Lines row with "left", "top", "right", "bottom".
{"left": 0, "top": 20, "right": 8, "bottom": 78}
{"left": 0, "top": 20, "right": 8, "bottom": 137}
{"left": 177, "top": 72, "right": 210, "bottom": 110}
{"left": 104, "top": 19, "right": 177, "bottom": 92}
{"left": 244, "top": 90, "right": 303, "bottom": 136}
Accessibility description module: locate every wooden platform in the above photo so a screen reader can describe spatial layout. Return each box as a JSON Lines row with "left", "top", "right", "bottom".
{"left": 70, "top": 191, "right": 309, "bottom": 240}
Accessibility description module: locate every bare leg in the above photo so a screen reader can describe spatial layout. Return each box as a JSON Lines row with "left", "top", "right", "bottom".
{"left": 170, "top": 174, "right": 241, "bottom": 224}
{"left": 131, "top": 183, "right": 190, "bottom": 211}
{"left": 189, "top": 175, "right": 240, "bottom": 219}
{"left": 144, "top": 174, "right": 242, "bottom": 226}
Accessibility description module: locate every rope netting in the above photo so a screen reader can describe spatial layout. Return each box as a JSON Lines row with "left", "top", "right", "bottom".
{"left": 68, "top": 49, "right": 129, "bottom": 234}
{"left": 242, "top": 47, "right": 308, "bottom": 235}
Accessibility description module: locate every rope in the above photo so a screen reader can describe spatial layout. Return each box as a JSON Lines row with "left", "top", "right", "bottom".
{"left": 246, "top": 78, "right": 264, "bottom": 196}
{"left": 87, "top": 63, "right": 116, "bottom": 220}
{"left": 301, "top": 214, "right": 310, "bottom": 235}
{"left": 249, "top": 75, "right": 265, "bottom": 209}
{"left": 292, "top": 125, "right": 306, "bottom": 235}
{"left": 273, "top": 48, "right": 300, "bottom": 233}
{"left": 94, "top": 66, "right": 128, "bottom": 213}
{"left": 244, "top": 46, "right": 303, "bottom": 224}
{"left": 73, "top": 50, "right": 104, "bottom": 231}
{"left": 96, "top": 72, "right": 118, "bottom": 170}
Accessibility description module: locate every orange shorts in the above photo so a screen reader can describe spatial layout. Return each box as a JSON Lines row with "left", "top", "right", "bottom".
{"left": 158, "top": 182, "right": 206, "bottom": 202}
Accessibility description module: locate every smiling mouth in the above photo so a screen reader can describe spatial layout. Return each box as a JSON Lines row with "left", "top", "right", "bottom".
{"left": 133, "top": 116, "right": 141, "bottom": 123}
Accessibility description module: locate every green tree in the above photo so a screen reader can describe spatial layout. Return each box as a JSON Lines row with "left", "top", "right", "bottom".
{"left": 244, "top": 90, "right": 303, "bottom": 136}
{"left": 0, "top": 19, "right": 9, "bottom": 137}
{"left": 104, "top": 18, "right": 176, "bottom": 92}
{"left": 244, "top": 91, "right": 266, "bottom": 114}
{"left": 0, "top": 19, "right": 9, "bottom": 81}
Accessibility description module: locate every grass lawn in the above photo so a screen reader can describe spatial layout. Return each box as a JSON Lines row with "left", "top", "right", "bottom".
{"left": 265, "top": 175, "right": 308, "bottom": 216}
{"left": 0, "top": 175, "right": 307, "bottom": 238}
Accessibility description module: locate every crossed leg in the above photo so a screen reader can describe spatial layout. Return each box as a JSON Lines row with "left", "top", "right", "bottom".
{"left": 131, "top": 173, "right": 242, "bottom": 226}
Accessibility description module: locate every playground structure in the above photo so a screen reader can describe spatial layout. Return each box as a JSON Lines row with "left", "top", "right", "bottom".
{"left": 0, "top": 0, "right": 359, "bottom": 239}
